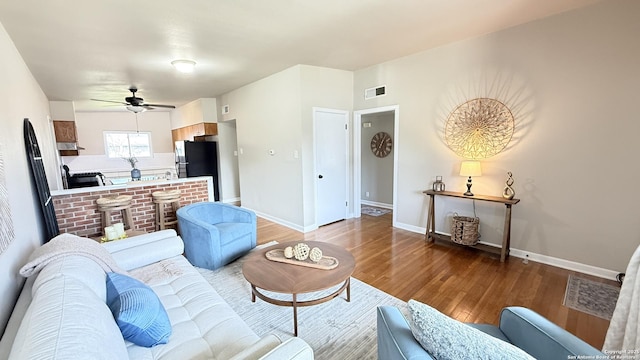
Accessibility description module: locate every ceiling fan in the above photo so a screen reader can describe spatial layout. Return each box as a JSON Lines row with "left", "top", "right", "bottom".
{"left": 91, "top": 87, "right": 176, "bottom": 113}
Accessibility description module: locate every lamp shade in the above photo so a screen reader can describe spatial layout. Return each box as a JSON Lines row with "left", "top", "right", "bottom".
{"left": 460, "top": 161, "right": 482, "bottom": 177}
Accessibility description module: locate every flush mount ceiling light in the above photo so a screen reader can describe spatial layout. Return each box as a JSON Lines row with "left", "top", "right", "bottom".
{"left": 171, "top": 59, "right": 196, "bottom": 73}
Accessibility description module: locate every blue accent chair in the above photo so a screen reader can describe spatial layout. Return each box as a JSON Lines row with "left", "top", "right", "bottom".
{"left": 377, "top": 306, "right": 604, "bottom": 359}
{"left": 176, "top": 202, "right": 257, "bottom": 270}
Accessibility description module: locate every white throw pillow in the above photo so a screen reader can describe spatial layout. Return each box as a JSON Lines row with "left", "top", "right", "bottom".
{"left": 407, "top": 299, "right": 534, "bottom": 360}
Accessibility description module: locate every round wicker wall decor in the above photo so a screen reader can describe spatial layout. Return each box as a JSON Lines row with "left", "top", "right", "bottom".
{"left": 444, "top": 98, "right": 514, "bottom": 160}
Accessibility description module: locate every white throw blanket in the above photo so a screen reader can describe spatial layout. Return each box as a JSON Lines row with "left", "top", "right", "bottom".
{"left": 603, "top": 244, "right": 640, "bottom": 359}
{"left": 20, "top": 233, "right": 126, "bottom": 277}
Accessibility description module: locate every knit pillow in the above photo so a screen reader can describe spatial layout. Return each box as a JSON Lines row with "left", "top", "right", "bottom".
{"left": 106, "top": 272, "right": 172, "bottom": 347}
{"left": 408, "top": 300, "right": 534, "bottom": 360}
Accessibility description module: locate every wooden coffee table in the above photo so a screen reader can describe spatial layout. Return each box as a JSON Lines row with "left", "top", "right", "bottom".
{"left": 242, "top": 241, "right": 355, "bottom": 336}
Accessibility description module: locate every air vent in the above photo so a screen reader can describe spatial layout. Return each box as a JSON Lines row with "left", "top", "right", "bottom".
{"left": 221, "top": 104, "right": 230, "bottom": 114}
{"left": 364, "top": 85, "right": 386, "bottom": 100}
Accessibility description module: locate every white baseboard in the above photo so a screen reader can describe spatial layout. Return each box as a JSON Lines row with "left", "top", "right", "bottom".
{"left": 222, "top": 197, "right": 241, "bottom": 204}
{"left": 393, "top": 221, "right": 425, "bottom": 234}
{"left": 361, "top": 200, "right": 393, "bottom": 210}
{"left": 394, "top": 221, "right": 620, "bottom": 281}
{"left": 248, "top": 209, "right": 309, "bottom": 233}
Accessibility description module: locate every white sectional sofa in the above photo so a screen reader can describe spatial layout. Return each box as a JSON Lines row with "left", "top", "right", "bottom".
{"left": 0, "top": 230, "right": 314, "bottom": 360}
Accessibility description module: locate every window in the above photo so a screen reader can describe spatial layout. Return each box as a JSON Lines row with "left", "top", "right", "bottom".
{"left": 104, "top": 132, "right": 152, "bottom": 158}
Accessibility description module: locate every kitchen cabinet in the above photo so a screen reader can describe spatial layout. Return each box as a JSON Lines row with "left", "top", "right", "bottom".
{"left": 53, "top": 120, "right": 77, "bottom": 142}
{"left": 172, "top": 122, "right": 218, "bottom": 143}
{"left": 53, "top": 120, "right": 80, "bottom": 156}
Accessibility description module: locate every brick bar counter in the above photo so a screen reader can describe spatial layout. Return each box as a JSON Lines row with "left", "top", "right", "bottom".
{"left": 51, "top": 177, "right": 214, "bottom": 237}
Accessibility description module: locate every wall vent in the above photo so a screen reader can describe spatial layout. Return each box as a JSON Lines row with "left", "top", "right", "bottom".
{"left": 364, "top": 85, "right": 386, "bottom": 100}
{"left": 221, "top": 104, "right": 230, "bottom": 114}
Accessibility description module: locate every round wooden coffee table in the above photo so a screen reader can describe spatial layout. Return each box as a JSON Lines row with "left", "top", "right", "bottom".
{"left": 242, "top": 241, "right": 355, "bottom": 336}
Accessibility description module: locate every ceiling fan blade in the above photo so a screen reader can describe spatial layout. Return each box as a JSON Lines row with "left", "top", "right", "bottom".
{"left": 144, "top": 104, "right": 176, "bottom": 109}
{"left": 91, "top": 99, "right": 127, "bottom": 105}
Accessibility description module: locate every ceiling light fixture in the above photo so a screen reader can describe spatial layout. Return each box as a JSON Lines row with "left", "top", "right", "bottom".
{"left": 126, "top": 105, "right": 147, "bottom": 113}
{"left": 171, "top": 59, "right": 196, "bottom": 73}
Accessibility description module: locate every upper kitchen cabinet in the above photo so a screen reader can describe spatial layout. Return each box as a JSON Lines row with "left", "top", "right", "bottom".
{"left": 170, "top": 98, "right": 219, "bottom": 143}
{"left": 50, "top": 101, "right": 82, "bottom": 156}
{"left": 53, "top": 120, "right": 77, "bottom": 142}
{"left": 53, "top": 120, "right": 83, "bottom": 156}
{"left": 171, "top": 122, "right": 218, "bottom": 142}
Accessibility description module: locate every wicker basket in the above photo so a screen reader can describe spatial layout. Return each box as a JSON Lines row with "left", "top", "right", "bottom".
{"left": 451, "top": 213, "right": 480, "bottom": 246}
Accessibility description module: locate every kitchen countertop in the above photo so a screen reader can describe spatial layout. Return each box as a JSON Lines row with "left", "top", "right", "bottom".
{"left": 51, "top": 176, "right": 213, "bottom": 196}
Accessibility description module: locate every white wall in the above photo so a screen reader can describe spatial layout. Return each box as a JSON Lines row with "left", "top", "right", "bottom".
{"left": 300, "top": 65, "right": 353, "bottom": 228}
{"left": 221, "top": 66, "right": 304, "bottom": 226}
{"left": 353, "top": 0, "right": 640, "bottom": 272}
{"left": 219, "top": 65, "right": 353, "bottom": 230}
{"left": 170, "top": 98, "right": 217, "bottom": 129}
{"left": 0, "top": 22, "right": 56, "bottom": 332}
{"left": 62, "top": 111, "right": 175, "bottom": 178}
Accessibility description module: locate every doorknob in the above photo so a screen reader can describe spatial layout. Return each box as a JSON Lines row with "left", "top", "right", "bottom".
{"left": 318, "top": 175, "right": 323, "bottom": 179}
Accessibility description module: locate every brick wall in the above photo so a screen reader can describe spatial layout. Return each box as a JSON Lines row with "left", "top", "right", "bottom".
{"left": 53, "top": 180, "right": 210, "bottom": 237}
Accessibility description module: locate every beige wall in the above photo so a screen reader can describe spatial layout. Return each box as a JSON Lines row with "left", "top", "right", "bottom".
{"left": 353, "top": 0, "right": 640, "bottom": 272}
{"left": 170, "top": 98, "right": 218, "bottom": 129}
{"left": 221, "top": 66, "right": 304, "bottom": 226}
{"left": 300, "top": 65, "right": 354, "bottom": 228}
{"left": 0, "top": 22, "right": 57, "bottom": 331}
{"left": 220, "top": 65, "right": 353, "bottom": 230}
{"left": 62, "top": 111, "right": 175, "bottom": 176}
{"left": 75, "top": 111, "right": 173, "bottom": 155}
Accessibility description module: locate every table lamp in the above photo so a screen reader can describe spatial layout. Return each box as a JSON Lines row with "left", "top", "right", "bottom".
{"left": 460, "top": 161, "right": 482, "bottom": 196}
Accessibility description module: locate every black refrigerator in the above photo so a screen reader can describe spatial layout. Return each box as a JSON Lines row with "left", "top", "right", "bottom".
{"left": 175, "top": 140, "right": 220, "bottom": 201}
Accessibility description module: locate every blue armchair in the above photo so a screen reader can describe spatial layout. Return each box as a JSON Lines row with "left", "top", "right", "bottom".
{"left": 377, "top": 305, "right": 604, "bottom": 359}
{"left": 176, "top": 202, "right": 257, "bottom": 270}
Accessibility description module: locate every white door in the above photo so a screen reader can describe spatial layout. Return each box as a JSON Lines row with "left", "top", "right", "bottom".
{"left": 314, "top": 108, "right": 349, "bottom": 227}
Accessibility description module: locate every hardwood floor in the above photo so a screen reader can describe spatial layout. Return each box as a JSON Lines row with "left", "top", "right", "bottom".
{"left": 256, "top": 210, "right": 615, "bottom": 349}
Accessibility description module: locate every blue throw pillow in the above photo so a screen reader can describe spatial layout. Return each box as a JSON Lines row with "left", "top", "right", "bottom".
{"left": 407, "top": 300, "right": 534, "bottom": 360}
{"left": 106, "top": 272, "right": 172, "bottom": 347}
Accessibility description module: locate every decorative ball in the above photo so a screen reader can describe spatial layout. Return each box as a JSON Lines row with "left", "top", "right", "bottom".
{"left": 284, "top": 246, "right": 294, "bottom": 259}
{"left": 293, "top": 243, "right": 310, "bottom": 261}
{"left": 309, "top": 247, "right": 323, "bottom": 262}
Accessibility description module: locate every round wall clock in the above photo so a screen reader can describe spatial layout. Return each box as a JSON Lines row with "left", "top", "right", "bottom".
{"left": 370, "top": 132, "right": 393, "bottom": 158}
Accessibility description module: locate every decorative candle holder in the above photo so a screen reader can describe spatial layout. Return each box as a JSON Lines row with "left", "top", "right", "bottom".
{"left": 432, "top": 176, "right": 446, "bottom": 191}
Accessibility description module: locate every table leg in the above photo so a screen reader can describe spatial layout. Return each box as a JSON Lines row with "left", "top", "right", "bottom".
{"left": 251, "top": 285, "right": 256, "bottom": 302}
{"left": 501, "top": 204, "right": 513, "bottom": 262}
{"left": 293, "top": 293, "right": 298, "bottom": 337}
{"left": 346, "top": 278, "right": 351, "bottom": 302}
{"left": 426, "top": 194, "right": 435, "bottom": 242}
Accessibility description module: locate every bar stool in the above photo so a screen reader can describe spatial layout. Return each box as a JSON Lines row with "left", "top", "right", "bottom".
{"left": 96, "top": 195, "right": 135, "bottom": 235}
{"left": 152, "top": 190, "right": 181, "bottom": 231}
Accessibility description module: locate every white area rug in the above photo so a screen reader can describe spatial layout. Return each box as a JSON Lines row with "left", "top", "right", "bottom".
{"left": 361, "top": 206, "right": 391, "bottom": 217}
{"left": 197, "top": 244, "right": 407, "bottom": 360}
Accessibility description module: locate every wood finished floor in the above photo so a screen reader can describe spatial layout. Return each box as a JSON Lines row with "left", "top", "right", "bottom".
{"left": 256, "top": 209, "right": 615, "bottom": 350}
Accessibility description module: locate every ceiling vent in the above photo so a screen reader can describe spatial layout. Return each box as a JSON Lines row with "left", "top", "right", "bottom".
{"left": 364, "top": 85, "right": 386, "bottom": 100}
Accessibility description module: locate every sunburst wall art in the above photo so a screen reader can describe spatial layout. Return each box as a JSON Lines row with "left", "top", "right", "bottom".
{"left": 0, "top": 140, "right": 14, "bottom": 254}
{"left": 444, "top": 98, "right": 514, "bottom": 160}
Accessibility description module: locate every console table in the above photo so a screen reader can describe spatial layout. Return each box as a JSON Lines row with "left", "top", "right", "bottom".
{"left": 423, "top": 190, "right": 520, "bottom": 262}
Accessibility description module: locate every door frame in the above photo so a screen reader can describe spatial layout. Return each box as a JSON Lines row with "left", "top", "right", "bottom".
{"left": 313, "top": 107, "right": 350, "bottom": 228}
{"left": 353, "top": 105, "right": 399, "bottom": 227}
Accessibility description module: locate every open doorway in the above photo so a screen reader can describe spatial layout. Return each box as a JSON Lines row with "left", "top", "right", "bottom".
{"left": 353, "top": 106, "right": 399, "bottom": 226}
{"left": 217, "top": 119, "right": 241, "bottom": 204}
